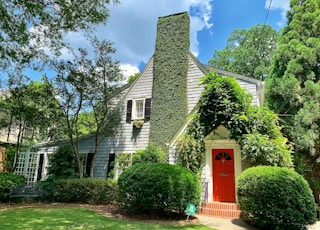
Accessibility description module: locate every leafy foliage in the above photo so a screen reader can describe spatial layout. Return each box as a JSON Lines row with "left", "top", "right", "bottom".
{"left": 266, "top": 0, "right": 320, "bottom": 204}
{"left": 233, "top": 106, "right": 293, "bottom": 167}
{"left": 132, "top": 143, "right": 167, "bottom": 164}
{"left": 177, "top": 72, "right": 292, "bottom": 173}
{"left": 0, "top": 172, "right": 26, "bottom": 202}
{"left": 0, "top": 79, "right": 61, "bottom": 142}
{"left": 240, "top": 131, "right": 292, "bottom": 167}
{"left": 77, "top": 111, "right": 97, "bottom": 136}
{"left": 209, "top": 24, "right": 278, "bottom": 79}
{"left": 47, "top": 145, "right": 78, "bottom": 181}
{"left": 149, "top": 12, "right": 190, "bottom": 151}
{"left": 127, "top": 72, "right": 140, "bottom": 83}
{"left": 54, "top": 37, "right": 123, "bottom": 177}
{"left": 118, "top": 163, "right": 201, "bottom": 216}
{"left": 0, "top": 79, "right": 63, "bottom": 169}
{"left": 112, "top": 143, "right": 171, "bottom": 179}
{"left": 1, "top": 0, "right": 119, "bottom": 84}
{"left": 176, "top": 132, "right": 204, "bottom": 175}
{"left": 2, "top": 146, "right": 15, "bottom": 172}
{"left": 40, "top": 178, "right": 117, "bottom": 204}
{"left": 237, "top": 166, "right": 317, "bottom": 230}
{"left": 198, "top": 72, "right": 251, "bottom": 136}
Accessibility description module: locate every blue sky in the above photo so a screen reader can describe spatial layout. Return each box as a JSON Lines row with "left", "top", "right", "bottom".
{"left": 99, "top": 0, "right": 290, "bottom": 77}
{"left": 1, "top": 0, "right": 290, "bottom": 87}
{"left": 92, "top": 0, "right": 289, "bottom": 75}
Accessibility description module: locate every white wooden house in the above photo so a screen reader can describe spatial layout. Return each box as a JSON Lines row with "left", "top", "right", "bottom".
{"left": 32, "top": 12, "right": 264, "bottom": 218}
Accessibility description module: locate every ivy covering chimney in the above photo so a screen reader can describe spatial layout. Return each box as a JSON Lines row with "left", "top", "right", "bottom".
{"left": 149, "top": 12, "right": 190, "bottom": 150}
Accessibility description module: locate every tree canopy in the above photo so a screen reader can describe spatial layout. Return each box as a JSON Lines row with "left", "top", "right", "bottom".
{"left": 266, "top": 0, "right": 320, "bottom": 204}
{"left": 1, "top": 0, "right": 119, "bottom": 85}
{"left": 209, "top": 24, "right": 278, "bottom": 80}
{"left": 0, "top": 79, "right": 62, "bottom": 170}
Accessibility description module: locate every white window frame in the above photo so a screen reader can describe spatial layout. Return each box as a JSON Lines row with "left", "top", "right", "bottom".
{"left": 114, "top": 152, "right": 133, "bottom": 179}
{"left": 79, "top": 153, "right": 88, "bottom": 177}
{"left": 132, "top": 98, "right": 145, "bottom": 120}
{"left": 79, "top": 153, "right": 93, "bottom": 178}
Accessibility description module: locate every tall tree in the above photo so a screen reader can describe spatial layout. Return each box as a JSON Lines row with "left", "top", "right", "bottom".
{"left": 266, "top": 0, "right": 320, "bottom": 205}
{"left": 1, "top": 0, "right": 119, "bottom": 97}
{"left": 209, "top": 24, "right": 278, "bottom": 80}
{"left": 0, "top": 79, "right": 62, "bottom": 170}
{"left": 54, "top": 37, "right": 123, "bottom": 178}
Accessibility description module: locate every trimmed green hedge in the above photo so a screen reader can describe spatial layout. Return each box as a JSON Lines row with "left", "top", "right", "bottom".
{"left": 40, "top": 178, "right": 117, "bottom": 204}
{"left": 118, "top": 163, "right": 201, "bottom": 216}
{"left": 237, "top": 166, "right": 317, "bottom": 230}
{"left": 0, "top": 172, "right": 26, "bottom": 202}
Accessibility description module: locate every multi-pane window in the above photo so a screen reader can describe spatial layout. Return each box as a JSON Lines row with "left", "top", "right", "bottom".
{"left": 133, "top": 99, "right": 144, "bottom": 119}
{"left": 126, "top": 98, "right": 151, "bottom": 122}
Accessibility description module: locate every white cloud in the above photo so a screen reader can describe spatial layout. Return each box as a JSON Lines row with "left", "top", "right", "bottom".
{"left": 265, "top": 0, "right": 290, "bottom": 27}
{"left": 64, "top": 0, "right": 213, "bottom": 71}
{"left": 121, "top": 64, "right": 140, "bottom": 78}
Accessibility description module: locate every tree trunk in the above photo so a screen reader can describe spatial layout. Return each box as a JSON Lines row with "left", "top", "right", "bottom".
{"left": 6, "top": 114, "right": 13, "bottom": 142}
{"left": 89, "top": 153, "right": 97, "bottom": 178}
{"left": 89, "top": 132, "right": 100, "bottom": 178}
{"left": 13, "top": 120, "right": 23, "bottom": 171}
{"left": 73, "top": 142, "right": 83, "bottom": 178}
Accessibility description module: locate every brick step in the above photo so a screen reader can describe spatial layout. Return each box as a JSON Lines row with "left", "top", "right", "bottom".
{"left": 197, "top": 202, "right": 241, "bottom": 219}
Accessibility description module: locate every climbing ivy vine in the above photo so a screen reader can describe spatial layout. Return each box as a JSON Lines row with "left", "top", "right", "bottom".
{"left": 177, "top": 72, "right": 293, "bottom": 174}
{"left": 149, "top": 12, "right": 190, "bottom": 151}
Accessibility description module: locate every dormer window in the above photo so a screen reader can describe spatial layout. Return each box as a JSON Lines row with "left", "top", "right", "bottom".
{"left": 126, "top": 98, "right": 151, "bottom": 122}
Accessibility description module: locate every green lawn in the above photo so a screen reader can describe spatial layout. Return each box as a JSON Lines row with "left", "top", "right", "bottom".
{"left": 0, "top": 207, "right": 213, "bottom": 230}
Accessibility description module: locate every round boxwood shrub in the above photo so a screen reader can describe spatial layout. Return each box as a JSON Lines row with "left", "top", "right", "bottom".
{"left": 237, "top": 166, "right": 317, "bottom": 230}
{"left": 118, "top": 163, "right": 200, "bottom": 216}
{"left": 0, "top": 172, "right": 26, "bottom": 202}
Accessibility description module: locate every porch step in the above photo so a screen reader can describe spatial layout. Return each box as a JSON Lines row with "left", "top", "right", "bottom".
{"left": 197, "top": 202, "right": 241, "bottom": 219}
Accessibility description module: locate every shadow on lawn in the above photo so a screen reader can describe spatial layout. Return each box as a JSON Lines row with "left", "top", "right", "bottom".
{"left": 0, "top": 203, "right": 200, "bottom": 226}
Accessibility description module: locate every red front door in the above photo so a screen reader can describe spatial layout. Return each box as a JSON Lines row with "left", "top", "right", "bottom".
{"left": 212, "top": 149, "right": 235, "bottom": 202}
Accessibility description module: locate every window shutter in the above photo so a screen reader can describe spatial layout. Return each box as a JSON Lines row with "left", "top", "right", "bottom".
{"left": 85, "top": 153, "right": 94, "bottom": 177}
{"left": 145, "top": 98, "right": 151, "bottom": 119}
{"left": 126, "top": 100, "right": 132, "bottom": 122}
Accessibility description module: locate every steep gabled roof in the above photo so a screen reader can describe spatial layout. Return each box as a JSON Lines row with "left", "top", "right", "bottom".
{"left": 119, "top": 56, "right": 154, "bottom": 101}
{"left": 188, "top": 51, "right": 263, "bottom": 87}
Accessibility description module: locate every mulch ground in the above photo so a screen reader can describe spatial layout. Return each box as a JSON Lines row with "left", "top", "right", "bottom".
{"left": 0, "top": 202, "right": 199, "bottom": 226}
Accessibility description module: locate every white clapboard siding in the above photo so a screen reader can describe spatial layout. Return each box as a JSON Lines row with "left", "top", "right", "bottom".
{"left": 36, "top": 135, "right": 110, "bottom": 179}
{"left": 112, "top": 57, "right": 154, "bottom": 154}
{"left": 237, "top": 79, "right": 259, "bottom": 106}
{"left": 187, "top": 55, "right": 206, "bottom": 113}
